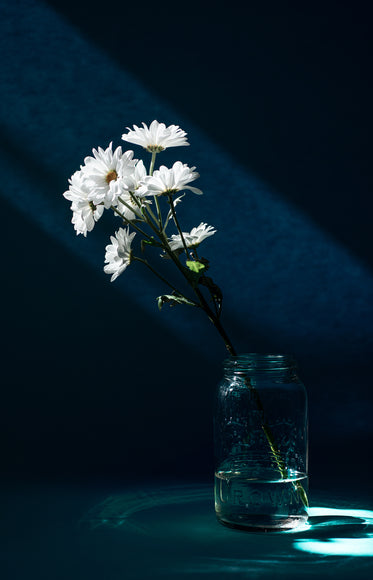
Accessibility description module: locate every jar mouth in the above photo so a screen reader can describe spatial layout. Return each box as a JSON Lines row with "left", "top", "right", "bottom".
{"left": 224, "top": 353, "right": 297, "bottom": 372}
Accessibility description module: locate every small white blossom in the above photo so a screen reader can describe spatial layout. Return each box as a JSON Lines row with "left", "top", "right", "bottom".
{"left": 104, "top": 227, "right": 136, "bottom": 282}
{"left": 115, "top": 191, "right": 140, "bottom": 222}
{"left": 119, "top": 159, "right": 147, "bottom": 197}
{"left": 82, "top": 143, "right": 136, "bottom": 209}
{"left": 116, "top": 160, "right": 150, "bottom": 221}
{"left": 63, "top": 170, "right": 104, "bottom": 236}
{"left": 169, "top": 223, "right": 216, "bottom": 251}
{"left": 121, "top": 120, "right": 189, "bottom": 152}
{"left": 137, "top": 161, "right": 202, "bottom": 197}
{"left": 116, "top": 190, "right": 151, "bottom": 222}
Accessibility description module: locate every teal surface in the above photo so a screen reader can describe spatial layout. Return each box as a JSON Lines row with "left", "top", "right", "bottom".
{"left": 2, "top": 482, "right": 373, "bottom": 579}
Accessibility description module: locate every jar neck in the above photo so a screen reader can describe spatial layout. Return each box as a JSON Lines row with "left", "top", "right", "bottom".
{"left": 223, "top": 353, "right": 297, "bottom": 376}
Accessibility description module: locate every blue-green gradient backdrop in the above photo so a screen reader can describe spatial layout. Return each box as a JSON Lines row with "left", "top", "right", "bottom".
{"left": 1, "top": 0, "right": 372, "bottom": 486}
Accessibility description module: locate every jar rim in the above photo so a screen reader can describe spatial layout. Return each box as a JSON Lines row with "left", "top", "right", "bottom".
{"left": 223, "top": 353, "right": 297, "bottom": 371}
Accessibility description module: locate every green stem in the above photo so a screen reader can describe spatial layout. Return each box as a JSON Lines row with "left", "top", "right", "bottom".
{"left": 154, "top": 197, "right": 163, "bottom": 229}
{"left": 148, "top": 152, "right": 163, "bottom": 228}
{"left": 244, "top": 376, "right": 309, "bottom": 507}
{"left": 144, "top": 203, "right": 162, "bottom": 229}
{"left": 149, "top": 151, "right": 157, "bottom": 176}
{"left": 128, "top": 191, "right": 143, "bottom": 209}
{"left": 244, "top": 379, "right": 287, "bottom": 478}
{"left": 133, "top": 257, "right": 198, "bottom": 303}
{"left": 167, "top": 194, "right": 191, "bottom": 260}
{"left": 192, "top": 247, "right": 200, "bottom": 260}
{"left": 194, "top": 286, "right": 236, "bottom": 356}
{"left": 148, "top": 225, "right": 235, "bottom": 355}
{"left": 111, "top": 205, "right": 152, "bottom": 240}
{"left": 117, "top": 196, "right": 143, "bottom": 220}
{"left": 139, "top": 224, "right": 226, "bottom": 351}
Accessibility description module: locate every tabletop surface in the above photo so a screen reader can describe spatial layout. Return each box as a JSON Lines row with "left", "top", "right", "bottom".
{"left": 1, "top": 479, "right": 373, "bottom": 579}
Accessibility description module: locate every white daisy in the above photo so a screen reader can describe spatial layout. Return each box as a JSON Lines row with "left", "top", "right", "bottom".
{"left": 82, "top": 143, "right": 136, "bottom": 209}
{"left": 104, "top": 227, "right": 136, "bottom": 282}
{"left": 63, "top": 169, "right": 104, "bottom": 236}
{"left": 121, "top": 120, "right": 189, "bottom": 152}
{"left": 169, "top": 223, "right": 216, "bottom": 251}
{"left": 137, "top": 161, "right": 202, "bottom": 197}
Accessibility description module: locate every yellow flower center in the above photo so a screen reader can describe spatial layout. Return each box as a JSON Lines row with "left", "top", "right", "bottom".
{"left": 163, "top": 188, "right": 179, "bottom": 196}
{"left": 105, "top": 169, "right": 118, "bottom": 184}
{"left": 146, "top": 145, "right": 165, "bottom": 153}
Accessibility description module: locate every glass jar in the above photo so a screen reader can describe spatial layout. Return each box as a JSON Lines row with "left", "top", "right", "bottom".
{"left": 214, "top": 353, "right": 308, "bottom": 531}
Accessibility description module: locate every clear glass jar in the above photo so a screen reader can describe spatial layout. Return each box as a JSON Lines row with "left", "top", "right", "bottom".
{"left": 214, "top": 353, "right": 309, "bottom": 531}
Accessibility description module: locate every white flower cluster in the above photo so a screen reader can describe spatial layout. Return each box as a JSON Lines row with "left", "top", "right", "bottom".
{"left": 64, "top": 120, "right": 216, "bottom": 282}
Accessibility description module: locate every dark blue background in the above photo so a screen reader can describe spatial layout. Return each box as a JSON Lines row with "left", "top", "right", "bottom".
{"left": 1, "top": 0, "right": 372, "bottom": 488}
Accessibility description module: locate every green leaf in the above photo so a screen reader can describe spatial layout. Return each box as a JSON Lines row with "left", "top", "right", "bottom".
{"left": 157, "top": 294, "right": 197, "bottom": 311}
{"left": 186, "top": 260, "right": 206, "bottom": 274}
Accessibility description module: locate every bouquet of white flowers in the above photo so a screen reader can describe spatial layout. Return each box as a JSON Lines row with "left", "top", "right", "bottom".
{"left": 63, "top": 120, "right": 236, "bottom": 355}
{"left": 63, "top": 120, "right": 308, "bottom": 520}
